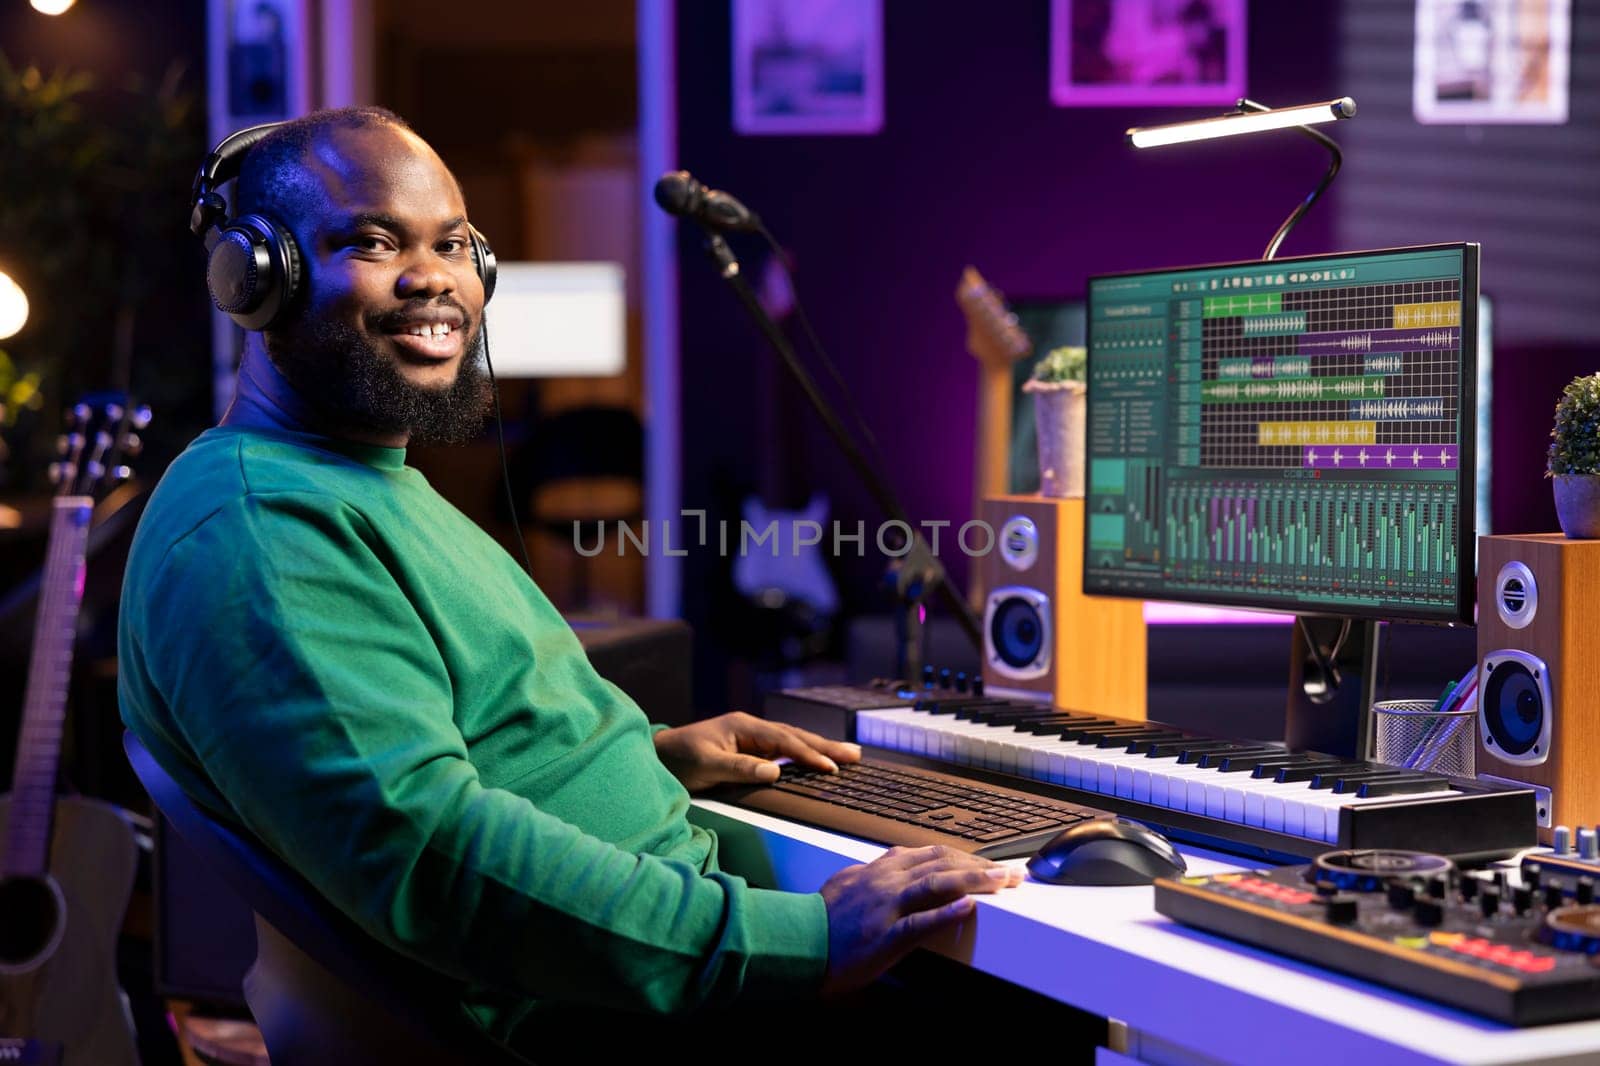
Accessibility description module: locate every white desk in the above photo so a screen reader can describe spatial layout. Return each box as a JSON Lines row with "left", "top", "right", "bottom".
{"left": 692, "top": 799, "right": 1600, "bottom": 1066}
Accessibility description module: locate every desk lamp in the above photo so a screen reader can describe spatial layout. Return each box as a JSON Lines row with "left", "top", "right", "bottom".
{"left": 1122, "top": 96, "right": 1374, "bottom": 756}
{"left": 1126, "top": 96, "right": 1356, "bottom": 261}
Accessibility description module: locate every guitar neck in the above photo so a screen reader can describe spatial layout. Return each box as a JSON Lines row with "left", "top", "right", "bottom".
{"left": 973, "top": 361, "right": 1015, "bottom": 504}
{"left": 3, "top": 497, "right": 94, "bottom": 879}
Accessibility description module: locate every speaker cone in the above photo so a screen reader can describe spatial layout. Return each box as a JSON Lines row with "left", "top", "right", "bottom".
{"left": 984, "top": 586, "right": 1052, "bottom": 680}
{"left": 1481, "top": 651, "right": 1550, "bottom": 762}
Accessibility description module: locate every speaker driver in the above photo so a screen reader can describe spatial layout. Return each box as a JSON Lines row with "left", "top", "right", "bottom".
{"left": 1480, "top": 650, "right": 1553, "bottom": 765}
{"left": 985, "top": 587, "right": 1052, "bottom": 680}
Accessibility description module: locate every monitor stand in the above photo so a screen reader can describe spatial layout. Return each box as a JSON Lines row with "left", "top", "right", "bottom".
{"left": 1284, "top": 616, "right": 1381, "bottom": 761}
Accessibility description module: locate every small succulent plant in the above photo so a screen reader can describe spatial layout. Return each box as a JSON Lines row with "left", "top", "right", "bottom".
{"left": 1024, "top": 345, "right": 1087, "bottom": 389}
{"left": 1547, "top": 372, "right": 1600, "bottom": 477}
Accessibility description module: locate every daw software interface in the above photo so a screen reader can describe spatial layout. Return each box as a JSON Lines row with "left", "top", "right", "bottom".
{"left": 1084, "top": 243, "right": 1479, "bottom": 624}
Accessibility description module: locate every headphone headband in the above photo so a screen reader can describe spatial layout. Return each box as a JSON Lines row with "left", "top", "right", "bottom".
{"left": 189, "top": 122, "right": 288, "bottom": 238}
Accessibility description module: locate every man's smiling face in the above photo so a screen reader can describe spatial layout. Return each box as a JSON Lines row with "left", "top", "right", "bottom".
{"left": 262, "top": 121, "right": 491, "bottom": 445}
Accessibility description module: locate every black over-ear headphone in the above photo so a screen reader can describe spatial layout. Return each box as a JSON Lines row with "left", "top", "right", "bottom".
{"left": 189, "top": 121, "right": 497, "bottom": 331}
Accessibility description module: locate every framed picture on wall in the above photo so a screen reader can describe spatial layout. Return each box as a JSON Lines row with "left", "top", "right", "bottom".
{"left": 1049, "top": 0, "right": 1247, "bottom": 107}
{"left": 1414, "top": 0, "right": 1570, "bottom": 124}
{"left": 732, "top": 0, "right": 884, "bottom": 135}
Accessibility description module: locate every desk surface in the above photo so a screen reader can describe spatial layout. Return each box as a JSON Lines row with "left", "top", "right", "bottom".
{"left": 693, "top": 798, "right": 1600, "bottom": 1066}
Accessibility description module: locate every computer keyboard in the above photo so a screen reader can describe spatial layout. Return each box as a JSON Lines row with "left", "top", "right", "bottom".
{"left": 717, "top": 756, "right": 1110, "bottom": 859}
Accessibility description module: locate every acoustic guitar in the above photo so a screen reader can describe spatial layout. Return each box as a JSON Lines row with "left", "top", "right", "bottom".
{"left": 955, "top": 266, "right": 1032, "bottom": 605}
{"left": 0, "top": 399, "right": 150, "bottom": 1066}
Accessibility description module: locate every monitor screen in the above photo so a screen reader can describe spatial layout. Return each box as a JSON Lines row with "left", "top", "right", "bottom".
{"left": 484, "top": 262, "right": 627, "bottom": 377}
{"left": 1083, "top": 243, "right": 1479, "bottom": 624}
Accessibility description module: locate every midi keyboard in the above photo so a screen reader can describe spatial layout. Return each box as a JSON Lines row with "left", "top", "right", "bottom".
{"left": 765, "top": 682, "right": 1537, "bottom": 863}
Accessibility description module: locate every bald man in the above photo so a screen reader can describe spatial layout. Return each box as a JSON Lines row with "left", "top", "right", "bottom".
{"left": 118, "top": 107, "right": 1023, "bottom": 1053}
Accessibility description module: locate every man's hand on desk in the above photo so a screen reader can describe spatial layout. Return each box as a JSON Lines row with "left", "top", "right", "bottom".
{"left": 653, "top": 711, "right": 862, "bottom": 794}
{"left": 818, "top": 845, "right": 1024, "bottom": 998}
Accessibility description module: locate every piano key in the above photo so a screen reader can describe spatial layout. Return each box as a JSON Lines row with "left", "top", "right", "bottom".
{"left": 1180, "top": 744, "right": 1282, "bottom": 765}
{"left": 1357, "top": 777, "right": 1464, "bottom": 799}
{"left": 1272, "top": 761, "right": 1368, "bottom": 783}
{"left": 1310, "top": 768, "right": 1397, "bottom": 790}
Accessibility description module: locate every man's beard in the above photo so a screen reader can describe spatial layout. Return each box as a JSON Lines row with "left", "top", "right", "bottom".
{"left": 265, "top": 312, "right": 492, "bottom": 446}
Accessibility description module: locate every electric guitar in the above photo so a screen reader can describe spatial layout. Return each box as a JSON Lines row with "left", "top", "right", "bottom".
{"left": 956, "top": 266, "right": 1032, "bottom": 604}
{"left": 0, "top": 399, "right": 150, "bottom": 1066}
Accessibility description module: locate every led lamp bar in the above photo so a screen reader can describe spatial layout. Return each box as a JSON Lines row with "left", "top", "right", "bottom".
{"left": 1128, "top": 97, "right": 1357, "bottom": 149}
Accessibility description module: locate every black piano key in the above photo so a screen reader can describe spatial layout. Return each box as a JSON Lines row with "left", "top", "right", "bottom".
{"left": 1274, "top": 761, "right": 1367, "bottom": 784}
{"left": 1011, "top": 715, "right": 1075, "bottom": 732}
{"left": 1351, "top": 776, "right": 1450, "bottom": 798}
{"left": 1215, "top": 753, "right": 1302, "bottom": 773}
{"left": 1140, "top": 738, "right": 1233, "bottom": 758}
{"left": 1180, "top": 744, "right": 1281, "bottom": 766}
{"left": 917, "top": 696, "right": 998, "bottom": 714}
{"left": 952, "top": 700, "right": 1020, "bottom": 720}
{"left": 1020, "top": 719, "right": 1117, "bottom": 736}
{"left": 1195, "top": 746, "right": 1285, "bottom": 768}
{"left": 1096, "top": 730, "right": 1183, "bottom": 749}
{"left": 1068, "top": 725, "right": 1157, "bottom": 743}
{"left": 1320, "top": 770, "right": 1436, "bottom": 792}
{"left": 973, "top": 706, "right": 1060, "bottom": 725}
{"left": 1311, "top": 768, "right": 1401, "bottom": 790}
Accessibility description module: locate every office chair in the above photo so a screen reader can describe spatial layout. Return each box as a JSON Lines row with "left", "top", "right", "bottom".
{"left": 513, "top": 404, "right": 645, "bottom": 610}
{"left": 123, "top": 732, "right": 532, "bottom": 1066}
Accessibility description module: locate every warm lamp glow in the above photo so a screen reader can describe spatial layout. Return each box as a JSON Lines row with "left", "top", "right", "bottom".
{"left": 1127, "top": 97, "right": 1357, "bottom": 149}
{"left": 30, "top": 0, "right": 77, "bottom": 14}
{"left": 0, "top": 270, "right": 30, "bottom": 341}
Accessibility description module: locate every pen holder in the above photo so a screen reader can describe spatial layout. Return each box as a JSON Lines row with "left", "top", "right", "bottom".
{"left": 1373, "top": 699, "right": 1476, "bottom": 777}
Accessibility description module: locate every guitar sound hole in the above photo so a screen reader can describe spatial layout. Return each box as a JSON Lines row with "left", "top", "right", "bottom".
{"left": 0, "top": 876, "right": 62, "bottom": 965}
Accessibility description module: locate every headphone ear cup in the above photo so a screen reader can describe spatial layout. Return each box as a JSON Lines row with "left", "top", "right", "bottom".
{"left": 469, "top": 225, "right": 497, "bottom": 305}
{"left": 206, "top": 214, "right": 302, "bottom": 331}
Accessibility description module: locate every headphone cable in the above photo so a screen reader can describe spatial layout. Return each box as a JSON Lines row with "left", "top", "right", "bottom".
{"left": 480, "top": 322, "right": 538, "bottom": 581}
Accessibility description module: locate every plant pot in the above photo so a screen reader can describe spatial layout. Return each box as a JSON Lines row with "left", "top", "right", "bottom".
{"left": 1553, "top": 474, "right": 1600, "bottom": 539}
{"left": 1027, "top": 381, "right": 1086, "bottom": 498}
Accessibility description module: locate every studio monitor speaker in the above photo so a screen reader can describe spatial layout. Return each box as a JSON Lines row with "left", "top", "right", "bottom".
{"left": 978, "top": 494, "right": 1146, "bottom": 720}
{"left": 1476, "top": 534, "right": 1600, "bottom": 836}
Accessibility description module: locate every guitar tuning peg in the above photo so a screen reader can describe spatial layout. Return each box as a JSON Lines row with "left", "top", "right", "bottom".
{"left": 122, "top": 432, "right": 143, "bottom": 457}
{"left": 95, "top": 430, "right": 113, "bottom": 450}
{"left": 55, "top": 434, "right": 70, "bottom": 456}
{"left": 111, "top": 465, "right": 133, "bottom": 483}
{"left": 106, "top": 403, "right": 125, "bottom": 423}
{"left": 48, "top": 462, "right": 65, "bottom": 485}
{"left": 85, "top": 460, "right": 105, "bottom": 482}
{"left": 131, "top": 404, "right": 152, "bottom": 429}
{"left": 71, "top": 402, "right": 91, "bottom": 424}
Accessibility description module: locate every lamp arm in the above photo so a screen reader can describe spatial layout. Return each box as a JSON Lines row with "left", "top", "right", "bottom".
{"left": 1236, "top": 98, "right": 1344, "bottom": 261}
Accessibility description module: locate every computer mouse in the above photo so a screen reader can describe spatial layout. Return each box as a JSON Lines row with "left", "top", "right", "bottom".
{"left": 1026, "top": 817, "right": 1187, "bottom": 886}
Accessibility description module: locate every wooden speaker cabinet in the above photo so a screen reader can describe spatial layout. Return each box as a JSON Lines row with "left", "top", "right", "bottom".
{"left": 977, "top": 494, "right": 1146, "bottom": 720}
{"left": 1476, "top": 534, "right": 1600, "bottom": 838}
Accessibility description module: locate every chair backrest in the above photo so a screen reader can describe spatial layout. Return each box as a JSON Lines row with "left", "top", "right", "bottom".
{"left": 123, "top": 731, "right": 530, "bottom": 1066}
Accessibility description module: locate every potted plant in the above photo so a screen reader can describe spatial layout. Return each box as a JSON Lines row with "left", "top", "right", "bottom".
{"left": 1022, "top": 345, "right": 1087, "bottom": 498}
{"left": 1548, "top": 371, "right": 1600, "bottom": 538}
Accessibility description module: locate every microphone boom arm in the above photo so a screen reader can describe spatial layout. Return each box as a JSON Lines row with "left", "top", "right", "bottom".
{"left": 696, "top": 232, "right": 985, "bottom": 663}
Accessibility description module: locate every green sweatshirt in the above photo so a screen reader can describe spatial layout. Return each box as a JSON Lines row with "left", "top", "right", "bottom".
{"left": 117, "top": 425, "right": 828, "bottom": 1039}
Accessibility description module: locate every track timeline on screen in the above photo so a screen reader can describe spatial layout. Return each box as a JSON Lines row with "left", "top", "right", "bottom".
{"left": 1084, "top": 243, "right": 1478, "bottom": 624}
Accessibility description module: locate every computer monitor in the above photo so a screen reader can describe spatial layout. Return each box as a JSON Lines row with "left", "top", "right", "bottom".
{"left": 1083, "top": 243, "right": 1479, "bottom": 625}
{"left": 484, "top": 261, "right": 627, "bottom": 377}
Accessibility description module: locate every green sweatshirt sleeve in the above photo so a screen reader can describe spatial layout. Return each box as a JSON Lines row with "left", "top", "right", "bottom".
{"left": 131, "top": 491, "right": 826, "bottom": 1013}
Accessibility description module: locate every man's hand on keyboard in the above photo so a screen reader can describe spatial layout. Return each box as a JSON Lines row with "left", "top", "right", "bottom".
{"left": 653, "top": 711, "right": 862, "bottom": 793}
{"left": 817, "top": 845, "right": 1024, "bottom": 999}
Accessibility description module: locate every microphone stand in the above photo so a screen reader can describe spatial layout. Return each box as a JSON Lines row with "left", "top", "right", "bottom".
{"left": 697, "top": 232, "right": 982, "bottom": 681}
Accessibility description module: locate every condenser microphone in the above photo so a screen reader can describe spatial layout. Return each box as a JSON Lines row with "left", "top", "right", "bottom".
{"left": 653, "top": 170, "right": 762, "bottom": 233}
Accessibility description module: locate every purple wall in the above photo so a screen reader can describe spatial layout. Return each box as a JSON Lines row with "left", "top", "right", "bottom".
{"left": 675, "top": 1, "right": 1340, "bottom": 703}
